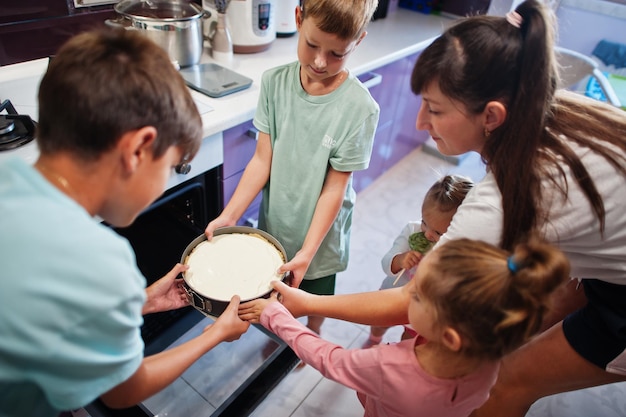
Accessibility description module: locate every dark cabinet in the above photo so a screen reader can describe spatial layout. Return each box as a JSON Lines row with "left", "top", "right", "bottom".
{"left": 0, "top": 1, "right": 116, "bottom": 66}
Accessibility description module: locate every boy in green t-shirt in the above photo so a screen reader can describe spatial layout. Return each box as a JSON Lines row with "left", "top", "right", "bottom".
{"left": 206, "top": 0, "right": 380, "bottom": 334}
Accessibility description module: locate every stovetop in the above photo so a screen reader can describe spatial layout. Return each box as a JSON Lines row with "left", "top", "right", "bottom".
{"left": 0, "top": 100, "right": 36, "bottom": 151}
{"left": 0, "top": 58, "right": 46, "bottom": 164}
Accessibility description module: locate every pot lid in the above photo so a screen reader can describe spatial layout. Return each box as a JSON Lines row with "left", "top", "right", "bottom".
{"left": 115, "top": 0, "right": 204, "bottom": 21}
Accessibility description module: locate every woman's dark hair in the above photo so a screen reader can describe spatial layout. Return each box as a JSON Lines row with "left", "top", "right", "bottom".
{"left": 410, "top": 0, "right": 626, "bottom": 250}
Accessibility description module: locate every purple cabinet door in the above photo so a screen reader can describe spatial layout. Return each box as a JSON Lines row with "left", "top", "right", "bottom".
{"left": 221, "top": 119, "right": 262, "bottom": 224}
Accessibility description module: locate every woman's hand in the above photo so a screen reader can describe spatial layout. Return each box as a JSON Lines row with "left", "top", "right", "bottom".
{"left": 143, "top": 263, "right": 189, "bottom": 315}
{"left": 205, "top": 295, "right": 250, "bottom": 342}
{"left": 238, "top": 293, "right": 277, "bottom": 323}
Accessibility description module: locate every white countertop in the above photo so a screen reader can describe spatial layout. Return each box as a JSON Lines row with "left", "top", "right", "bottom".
{"left": 0, "top": 8, "right": 454, "bottom": 165}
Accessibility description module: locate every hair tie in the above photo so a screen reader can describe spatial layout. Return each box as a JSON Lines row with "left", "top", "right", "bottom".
{"left": 506, "top": 11, "right": 523, "bottom": 29}
{"left": 507, "top": 256, "right": 519, "bottom": 274}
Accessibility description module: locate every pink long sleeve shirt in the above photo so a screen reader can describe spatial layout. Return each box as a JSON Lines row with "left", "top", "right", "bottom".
{"left": 260, "top": 302, "right": 499, "bottom": 417}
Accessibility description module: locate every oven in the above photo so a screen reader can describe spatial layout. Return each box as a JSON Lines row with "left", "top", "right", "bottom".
{"left": 0, "top": 60, "right": 298, "bottom": 417}
{"left": 112, "top": 164, "right": 223, "bottom": 355}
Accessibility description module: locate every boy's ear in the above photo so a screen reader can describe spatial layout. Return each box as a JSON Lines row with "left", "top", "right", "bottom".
{"left": 119, "top": 126, "right": 157, "bottom": 173}
{"left": 295, "top": 6, "right": 303, "bottom": 29}
{"left": 440, "top": 326, "right": 463, "bottom": 352}
{"left": 355, "top": 31, "right": 367, "bottom": 46}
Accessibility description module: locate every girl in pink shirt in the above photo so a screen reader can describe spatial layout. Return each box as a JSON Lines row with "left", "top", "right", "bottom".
{"left": 241, "top": 237, "right": 569, "bottom": 417}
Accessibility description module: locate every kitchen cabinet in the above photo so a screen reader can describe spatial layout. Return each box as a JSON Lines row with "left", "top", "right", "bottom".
{"left": 353, "top": 52, "right": 429, "bottom": 193}
{"left": 0, "top": 0, "right": 117, "bottom": 66}
{"left": 221, "top": 120, "right": 262, "bottom": 226}
{"left": 386, "top": 53, "right": 430, "bottom": 168}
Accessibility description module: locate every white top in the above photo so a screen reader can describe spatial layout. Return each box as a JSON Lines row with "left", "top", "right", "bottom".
{"left": 184, "top": 233, "right": 285, "bottom": 301}
{"left": 439, "top": 142, "right": 626, "bottom": 284}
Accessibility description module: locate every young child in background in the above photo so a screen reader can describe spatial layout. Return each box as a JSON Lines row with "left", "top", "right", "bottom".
{"left": 240, "top": 237, "right": 569, "bottom": 417}
{"left": 364, "top": 174, "right": 474, "bottom": 348}
{"left": 0, "top": 29, "right": 249, "bottom": 417}
{"left": 205, "top": 0, "right": 380, "bottom": 335}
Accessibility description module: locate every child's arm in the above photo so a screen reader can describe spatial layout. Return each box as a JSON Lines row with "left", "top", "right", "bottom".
{"left": 244, "top": 280, "right": 411, "bottom": 327}
{"left": 205, "top": 132, "right": 272, "bottom": 239}
{"left": 260, "top": 302, "right": 386, "bottom": 398}
{"left": 279, "top": 167, "right": 351, "bottom": 287}
{"left": 100, "top": 296, "right": 249, "bottom": 408}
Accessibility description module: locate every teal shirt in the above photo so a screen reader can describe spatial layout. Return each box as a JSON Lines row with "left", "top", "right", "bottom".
{"left": 253, "top": 61, "right": 379, "bottom": 279}
{"left": 0, "top": 158, "right": 146, "bottom": 416}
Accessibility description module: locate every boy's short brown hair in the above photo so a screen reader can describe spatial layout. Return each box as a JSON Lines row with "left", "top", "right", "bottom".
{"left": 300, "top": 0, "right": 379, "bottom": 40}
{"left": 37, "top": 28, "right": 202, "bottom": 162}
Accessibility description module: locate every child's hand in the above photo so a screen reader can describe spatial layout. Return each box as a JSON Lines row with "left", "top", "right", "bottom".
{"left": 205, "top": 295, "right": 250, "bottom": 342}
{"left": 398, "top": 250, "right": 424, "bottom": 270}
{"left": 204, "top": 216, "right": 235, "bottom": 240}
{"left": 278, "top": 251, "right": 312, "bottom": 288}
{"left": 239, "top": 292, "right": 278, "bottom": 323}
{"left": 143, "top": 263, "right": 189, "bottom": 315}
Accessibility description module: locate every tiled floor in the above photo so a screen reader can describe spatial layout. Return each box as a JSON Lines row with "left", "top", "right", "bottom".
{"left": 249, "top": 146, "right": 626, "bottom": 417}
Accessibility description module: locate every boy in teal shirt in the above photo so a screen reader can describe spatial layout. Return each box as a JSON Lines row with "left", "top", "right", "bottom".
{"left": 0, "top": 29, "right": 249, "bottom": 417}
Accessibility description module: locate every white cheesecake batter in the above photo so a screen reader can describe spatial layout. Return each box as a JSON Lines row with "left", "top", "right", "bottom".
{"left": 184, "top": 233, "right": 285, "bottom": 301}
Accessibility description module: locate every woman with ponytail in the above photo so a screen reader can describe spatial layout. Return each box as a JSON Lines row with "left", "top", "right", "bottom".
{"left": 243, "top": 1, "right": 626, "bottom": 414}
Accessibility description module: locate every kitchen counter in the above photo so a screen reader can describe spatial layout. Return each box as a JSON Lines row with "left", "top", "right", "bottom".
{"left": 0, "top": 7, "right": 454, "bottom": 139}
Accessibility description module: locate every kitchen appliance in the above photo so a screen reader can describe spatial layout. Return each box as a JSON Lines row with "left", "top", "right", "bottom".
{"left": 107, "top": 0, "right": 210, "bottom": 67}
{"left": 275, "top": 0, "right": 299, "bottom": 37}
{"left": 206, "top": 0, "right": 234, "bottom": 62}
{"left": 0, "top": 100, "right": 36, "bottom": 152}
{"left": 180, "top": 63, "right": 253, "bottom": 97}
{"left": 227, "top": 0, "right": 276, "bottom": 53}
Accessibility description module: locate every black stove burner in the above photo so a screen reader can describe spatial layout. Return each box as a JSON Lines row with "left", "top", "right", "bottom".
{"left": 0, "top": 99, "right": 36, "bottom": 151}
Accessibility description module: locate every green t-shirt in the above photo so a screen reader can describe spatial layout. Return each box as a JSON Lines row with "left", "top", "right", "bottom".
{"left": 253, "top": 61, "right": 379, "bottom": 279}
